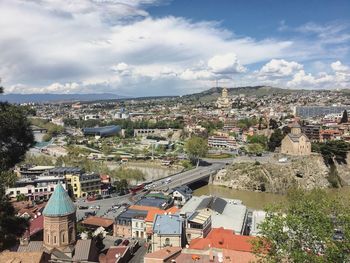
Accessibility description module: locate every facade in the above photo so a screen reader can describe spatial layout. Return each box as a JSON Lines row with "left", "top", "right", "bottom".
{"left": 281, "top": 123, "right": 311, "bottom": 156}
{"left": 172, "top": 186, "right": 193, "bottom": 207}
{"left": 216, "top": 88, "right": 231, "bottom": 108}
{"left": 65, "top": 173, "right": 101, "bottom": 198}
{"left": 186, "top": 211, "right": 212, "bottom": 242}
{"left": 208, "top": 135, "right": 236, "bottom": 149}
{"left": 303, "top": 125, "right": 321, "bottom": 141}
{"left": 42, "top": 183, "right": 77, "bottom": 256}
{"left": 151, "top": 214, "right": 184, "bottom": 252}
{"left": 114, "top": 209, "right": 148, "bottom": 238}
{"left": 132, "top": 217, "right": 147, "bottom": 239}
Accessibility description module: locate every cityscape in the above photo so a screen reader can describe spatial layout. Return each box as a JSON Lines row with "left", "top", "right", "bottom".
{"left": 1, "top": 1, "right": 350, "bottom": 263}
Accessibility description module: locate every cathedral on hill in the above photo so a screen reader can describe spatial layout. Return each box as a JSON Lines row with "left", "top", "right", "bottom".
{"left": 216, "top": 88, "right": 231, "bottom": 108}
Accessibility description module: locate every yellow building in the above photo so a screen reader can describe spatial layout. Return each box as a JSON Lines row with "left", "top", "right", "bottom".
{"left": 281, "top": 123, "right": 311, "bottom": 156}
{"left": 65, "top": 173, "right": 101, "bottom": 198}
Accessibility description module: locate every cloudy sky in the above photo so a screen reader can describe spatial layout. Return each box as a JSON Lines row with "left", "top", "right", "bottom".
{"left": 1, "top": 0, "right": 350, "bottom": 96}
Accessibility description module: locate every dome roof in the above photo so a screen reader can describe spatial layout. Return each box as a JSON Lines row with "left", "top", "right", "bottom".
{"left": 43, "top": 183, "right": 76, "bottom": 217}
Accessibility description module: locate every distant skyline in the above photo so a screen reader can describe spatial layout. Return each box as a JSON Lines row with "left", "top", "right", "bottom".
{"left": 1, "top": 0, "right": 350, "bottom": 96}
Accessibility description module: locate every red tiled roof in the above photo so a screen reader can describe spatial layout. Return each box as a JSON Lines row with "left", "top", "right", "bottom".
{"left": 129, "top": 205, "right": 179, "bottom": 222}
{"left": 82, "top": 216, "right": 113, "bottom": 228}
{"left": 144, "top": 246, "right": 181, "bottom": 260}
{"left": 29, "top": 215, "right": 44, "bottom": 236}
{"left": 189, "top": 227, "right": 256, "bottom": 252}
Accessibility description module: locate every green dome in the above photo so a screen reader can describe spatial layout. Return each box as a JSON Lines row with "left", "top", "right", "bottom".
{"left": 43, "top": 183, "right": 76, "bottom": 217}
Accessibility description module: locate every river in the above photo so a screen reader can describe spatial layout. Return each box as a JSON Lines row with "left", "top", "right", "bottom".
{"left": 194, "top": 184, "right": 350, "bottom": 210}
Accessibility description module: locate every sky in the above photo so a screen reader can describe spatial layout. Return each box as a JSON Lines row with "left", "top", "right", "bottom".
{"left": 0, "top": 0, "right": 350, "bottom": 96}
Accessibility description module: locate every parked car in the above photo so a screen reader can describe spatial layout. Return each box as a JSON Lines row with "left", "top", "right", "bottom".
{"left": 114, "top": 239, "right": 123, "bottom": 246}
{"left": 103, "top": 195, "right": 111, "bottom": 199}
{"left": 121, "top": 239, "right": 129, "bottom": 246}
{"left": 78, "top": 205, "right": 89, "bottom": 210}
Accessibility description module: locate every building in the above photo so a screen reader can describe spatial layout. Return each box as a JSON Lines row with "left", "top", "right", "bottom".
{"left": 14, "top": 183, "right": 99, "bottom": 262}
{"left": 42, "top": 183, "right": 77, "bottom": 255}
{"left": 185, "top": 227, "right": 258, "bottom": 263}
{"left": 135, "top": 192, "right": 173, "bottom": 209}
{"left": 172, "top": 186, "right": 193, "bottom": 207}
{"left": 216, "top": 88, "right": 231, "bottom": 108}
{"left": 185, "top": 211, "right": 212, "bottom": 242}
{"left": 0, "top": 251, "right": 50, "bottom": 263}
{"left": 132, "top": 216, "right": 147, "bottom": 239}
{"left": 180, "top": 196, "right": 248, "bottom": 235}
{"left": 6, "top": 176, "right": 66, "bottom": 201}
{"left": 151, "top": 214, "right": 184, "bottom": 252}
{"left": 208, "top": 135, "right": 236, "bottom": 149}
{"left": 65, "top": 173, "right": 101, "bottom": 198}
{"left": 82, "top": 125, "right": 121, "bottom": 137}
{"left": 114, "top": 209, "right": 148, "bottom": 238}
{"left": 99, "top": 246, "right": 131, "bottom": 263}
{"left": 295, "top": 106, "right": 350, "bottom": 118}
{"left": 81, "top": 216, "right": 114, "bottom": 232}
{"left": 17, "top": 165, "right": 55, "bottom": 178}
{"left": 281, "top": 122, "right": 311, "bottom": 156}
{"left": 302, "top": 125, "right": 321, "bottom": 141}
{"left": 250, "top": 210, "right": 266, "bottom": 236}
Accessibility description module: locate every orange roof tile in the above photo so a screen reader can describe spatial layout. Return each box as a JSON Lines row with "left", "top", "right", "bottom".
{"left": 189, "top": 227, "right": 257, "bottom": 253}
{"left": 129, "top": 205, "right": 179, "bottom": 222}
{"left": 82, "top": 216, "right": 113, "bottom": 228}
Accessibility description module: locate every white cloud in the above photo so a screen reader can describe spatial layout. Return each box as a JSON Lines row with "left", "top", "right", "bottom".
{"left": 331, "top": 61, "right": 350, "bottom": 72}
{"left": 259, "top": 59, "right": 303, "bottom": 78}
{"left": 0, "top": 1, "right": 349, "bottom": 94}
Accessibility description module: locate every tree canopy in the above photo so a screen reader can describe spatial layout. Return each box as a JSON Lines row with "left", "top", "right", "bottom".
{"left": 253, "top": 189, "right": 350, "bottom": 263}
{"left": 184, "top": 136, "right": 208, "bottom": 166}
{"left": 268, "top": 129, "right": 284, "bottom": 152}
{"left": 340, "top": 110, "right": 348, "bottom": 124}
{"left": 0, "top": 86, "right": 34, "bottom": 250}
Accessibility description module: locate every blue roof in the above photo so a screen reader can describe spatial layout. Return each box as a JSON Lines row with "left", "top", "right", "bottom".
{"left": 43, "top": 183, "right": 76, "bottom": 217}
{"left": 153, "top": 214, "right": 183, "bottom": 235}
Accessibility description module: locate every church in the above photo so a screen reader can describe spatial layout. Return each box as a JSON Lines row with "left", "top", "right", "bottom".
{"left": 10, "top": 183, "right": 99, "bottom": 262}
{"left": 216, "top": 88, "right": 231, "bottom": 108}
{"left": 281, "top": 122, "right": 311, "bottom": 156}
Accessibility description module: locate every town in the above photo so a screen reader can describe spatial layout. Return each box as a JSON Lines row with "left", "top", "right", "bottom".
{"left": 1, "top": 85, "right": 350, "bottom": 262}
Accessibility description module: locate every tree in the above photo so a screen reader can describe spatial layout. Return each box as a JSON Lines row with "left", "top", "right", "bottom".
{"left": 0, "top": 85, "right": 34, "bottom": 250}
{"left": 247, "top": 135, "right": 268, "bottom": 149}
{"left": 253, "top": 189, "right": 350, "bottom": 263}
{"left": 268, "top": 129, "right": 284, "bottom": 152}
{"left": 340, "top": 110, "right": 348, "bottom": 124}
{"left": 184, "top": 136, "right": 208, "bottom": 166}
{"left": 269, "top": 119, "right": 279, "bottom": 130}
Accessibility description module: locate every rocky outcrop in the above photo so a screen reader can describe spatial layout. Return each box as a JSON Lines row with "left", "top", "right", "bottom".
{"left": 213, "top": 154, "right": 331, "bottom": 194}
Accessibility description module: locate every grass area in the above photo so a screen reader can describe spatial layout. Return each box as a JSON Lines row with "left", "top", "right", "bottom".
{"left": 206, "top": 153, "right": 233, "bottom": 159}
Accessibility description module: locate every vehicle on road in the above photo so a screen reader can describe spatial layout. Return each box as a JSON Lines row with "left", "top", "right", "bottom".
{"left": 78, "top": 205, "right": 89, "bottom": 210}
{"left": 103, "top": 195, "right": 111, "bottom": 199}
{"left": 114, "top": 239, "right": 123, "bottom": 246}
{"left": 122, "top": 239, "right": 130, "bottom": 246}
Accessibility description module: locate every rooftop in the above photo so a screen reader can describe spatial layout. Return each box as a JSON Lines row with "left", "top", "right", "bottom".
{"left": 0, "top": 251, "right": 45, "bottom": 263}
{"left": 144, "top": 246, "right": 181, "bottom": 260}
{"left": 82, "top": 216, "right": 114, "bottom": 228}
{"left": 153, "top": 214, "right": 183, "bottom": 236}
{"left": 42, "top": 183, "right": 76, "bottom": 217}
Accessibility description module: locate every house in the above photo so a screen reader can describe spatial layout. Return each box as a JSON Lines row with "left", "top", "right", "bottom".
{"left": 114, "top": 209, "right": 148, "bottom": 238}
{"left": 172, "top": 186, "right": 192, "bottom": 207}
{"left": 0, "top": 251, "right": 50, "bottom": 263}
{"left": 185, "top": 211, "right": 212, "bottom": 242}
{"left": 151, "top": 214, "right": 185, "bottom": 252}
{"left": 281, "top": 122, "right": 311, "bottom": 156}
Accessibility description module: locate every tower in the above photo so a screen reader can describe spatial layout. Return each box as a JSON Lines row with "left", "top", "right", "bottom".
{"left": 222, "top": 87, "right": 228, "bottom": 98}
{"left": 42, "top": 183, "right": 76, "bottom": 255}
{"left": 291, "top": 122, "right": 302, "bottom": 135}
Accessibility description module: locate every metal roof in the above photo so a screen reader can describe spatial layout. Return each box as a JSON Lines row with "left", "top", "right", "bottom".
{"left": 43, "top": 183, "right": 76, "bottom": 217}
{"left": 153, "top": 214, "right": 183, "bottom": 235}
{"left": 188, "top": 211, "right": 211, "bottom": 224}
{"left": 82, "top": 125, "right": 121, "bottom": 137}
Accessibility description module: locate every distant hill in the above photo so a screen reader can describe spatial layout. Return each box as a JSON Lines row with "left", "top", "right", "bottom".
{"left": 182, "top": 86, "right": 301, "bottom": 102}
{"left": 0, "top": 93, "right": 125, "bottom": 104}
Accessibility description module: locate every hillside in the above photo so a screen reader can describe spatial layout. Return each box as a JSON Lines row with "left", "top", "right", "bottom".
{"left": 181, "top": 86, "right": 300, "bottom": 102}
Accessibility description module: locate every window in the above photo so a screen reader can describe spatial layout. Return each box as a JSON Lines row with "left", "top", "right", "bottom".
{"left": 54, "top": 236, "right": 57, "bottom": 244}
{"left": 47, "top": 234, "right": 50, "bottom": 243}
{"left": 135, "top": 222, "right": 138, "bottom": 228}
{"left": 28, "top": 189, "right": 32, "bottom": 194}
{"left": 165, "top": 238, "right": 170, "bottom": 246}
{"left": 62, "top": 233, "right": 65, "bottom": 243}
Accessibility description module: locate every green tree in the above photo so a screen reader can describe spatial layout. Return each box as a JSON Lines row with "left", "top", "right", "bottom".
{"left": 0, "top": 86, "right": 34, "bottom": 250}
{"left": 247, "top": 135, "right": 268, "bottom": 149}
{"left": 184, "top": 136, "right": 208, "bottom": 166}
{"left": 340, "top": 110, "right": 348, "bottom": 124}
{"left": 268, "top": 129, "right": 284, "bottom": 151}
{"left": 269, "top": 119, "right": 279, "bottom": 129}
{"left": 253, "top": 189, "right": 350, "bottom": 263}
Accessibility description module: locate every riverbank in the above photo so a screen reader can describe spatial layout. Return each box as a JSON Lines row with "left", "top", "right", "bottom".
{"left": 193, "top": 184, "right": 350, "bottom": 210}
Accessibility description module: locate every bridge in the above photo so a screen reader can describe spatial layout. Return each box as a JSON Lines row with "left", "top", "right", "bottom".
{"left": 153, "top": 161, "right": 227, "bottom": 190}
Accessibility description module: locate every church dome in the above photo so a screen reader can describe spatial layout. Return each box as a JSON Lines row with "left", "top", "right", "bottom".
{"left": 43, "top": 183, "right": 76, "bottom": 217}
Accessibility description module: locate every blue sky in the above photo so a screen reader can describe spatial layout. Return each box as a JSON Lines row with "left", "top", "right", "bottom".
{"left": 0, "top": 0, "right": 349, "bottom": 95}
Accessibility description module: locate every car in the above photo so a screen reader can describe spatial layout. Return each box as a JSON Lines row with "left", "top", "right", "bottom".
{"left": 78, "top": 205, "right": 89, "bottom": 210}
{"left": 114, "top": 239, "right": 123, "bottom": 246}
{"left": 121, "top": 239, "right": 129, "bottom": 246}
{"left": 103, "top": 195, "right": 111, "bottom": 199}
